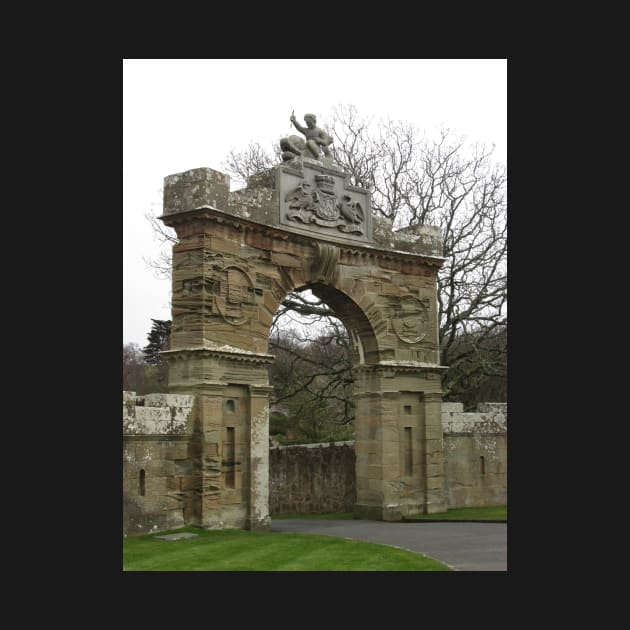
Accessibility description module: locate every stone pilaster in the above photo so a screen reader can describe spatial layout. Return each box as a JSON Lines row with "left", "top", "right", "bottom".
{"left": 196, "top": 381, "right": 228, "bottom": 529}
{"left": 248, "top": 384, "right": 274, "bottom": 530}
{"left": 423, "top": 391, "right": 447, "bottom": 514}
{"left": 352, "top": 391, "right": 384, "bottom": 519}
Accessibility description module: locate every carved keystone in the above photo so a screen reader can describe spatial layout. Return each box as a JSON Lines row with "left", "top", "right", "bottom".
{"left": 309, "top": 243, "right": 340, "bottom": 284}
{"left": 163, "top": 167, "right": 230, "bottom": 215}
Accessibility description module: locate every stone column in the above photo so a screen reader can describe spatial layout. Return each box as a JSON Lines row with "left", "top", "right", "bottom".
{"left": 423, "top": 392, "right": 448, "bottom": 513}
{"left": 248, "top": 384, "right": 273, "bottom": 530}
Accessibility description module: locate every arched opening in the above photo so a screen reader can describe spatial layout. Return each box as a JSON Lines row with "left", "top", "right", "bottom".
{"left": 306, "top": 282, "right": 380, "bottom": 366}
{"left": 267, "top": 284, "right": 379, "bottom": 516}
{"left": 268, "top": 284, "right": 378, "bottom": 445}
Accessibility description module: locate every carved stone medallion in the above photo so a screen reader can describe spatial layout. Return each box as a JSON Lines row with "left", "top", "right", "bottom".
{"left": 391, "top": 295, "right": 430, "bottom": 344}
{"left": 213, "top": 266, "right": 256, "bottom": 326}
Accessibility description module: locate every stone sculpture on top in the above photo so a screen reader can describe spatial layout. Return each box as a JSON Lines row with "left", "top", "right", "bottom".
{"left": 280, "top": 111, "right": 334, "bottom": 164}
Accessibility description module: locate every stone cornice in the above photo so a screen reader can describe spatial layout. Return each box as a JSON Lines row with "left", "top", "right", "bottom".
{"left": 159, "top": 206, "right": 446, "bottom": 268}
{"left": 161, "top": 346, "right": 275, "bottom": 365}
{"left": 423, "top": 392, "right": 444, "bottom": 402}
{"left": 249, "top": 384, "right": 275, "bottom": 396}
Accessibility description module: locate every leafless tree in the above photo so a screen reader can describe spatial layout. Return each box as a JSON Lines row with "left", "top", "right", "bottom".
{"left": 224, "top": 140, "right": 281, "bottom": 189}
{"left": 326, "top": 105, "right": 506, "bottom": 400}
{"left": 269, "top": 318, "right": 355, "bottom": 441}
{"left": 123, "top": 342, "right": 146, "bottom": 393}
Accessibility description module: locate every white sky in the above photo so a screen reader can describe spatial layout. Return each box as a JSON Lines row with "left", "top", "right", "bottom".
{"left": 123, "top": 58, "right": 506, "bottom": 347}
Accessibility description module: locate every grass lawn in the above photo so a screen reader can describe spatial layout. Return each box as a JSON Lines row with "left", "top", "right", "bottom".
{"left": 273, "top": 506, "right": 506, "bottom": 522}
{"left": 123, "top": 527, "right": 452, "bottom": 571}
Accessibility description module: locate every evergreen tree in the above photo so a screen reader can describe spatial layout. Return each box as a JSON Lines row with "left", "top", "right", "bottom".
{"left": 142, "top": 319, "right": 171, "bottom": 365}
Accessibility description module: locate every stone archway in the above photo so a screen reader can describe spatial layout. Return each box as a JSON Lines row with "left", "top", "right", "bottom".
{"left": 159, "top": 162, "right": 448, "bottom": 530}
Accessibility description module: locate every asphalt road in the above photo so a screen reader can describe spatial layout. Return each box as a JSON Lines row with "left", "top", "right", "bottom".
{"left": 271, "top": 519, "right": 507, "bottom": 571}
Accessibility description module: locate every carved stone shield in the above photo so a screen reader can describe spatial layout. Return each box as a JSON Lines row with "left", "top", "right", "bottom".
{"left": 214, "top": 266, "right": 256, "bottom": 326}
{"left": 314, "top": 192, "right": 339, "bottom": 221}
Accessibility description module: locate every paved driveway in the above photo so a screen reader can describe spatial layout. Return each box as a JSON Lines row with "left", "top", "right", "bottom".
{"left": 271, "top": 519, "right": 507, "bottom": 571}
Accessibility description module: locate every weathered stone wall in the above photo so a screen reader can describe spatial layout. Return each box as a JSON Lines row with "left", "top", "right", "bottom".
{"left": 269, "top": 442, "right": 356, "bottom": 515}
{"left": 123, "top": 394, "right": 506, "bottom": 531}
{"left": 266, "top": 404, "right": 506, "bottom": 514}
{"left": 442, "top": 403, "right": 507, "bottom": 508}
{"left": 124, "top": 392, "right": 506, "bottom": 531}
{"left": 123, "top": 392, "right": 199, "bottom": 535}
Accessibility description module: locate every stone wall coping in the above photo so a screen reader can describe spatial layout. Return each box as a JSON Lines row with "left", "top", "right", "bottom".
{"left": 273, "top": 440, "right": 355, "bottom": 450}
{"left": 441, "top": 402, "right": 507, "bottom": 434}
{"left": 123, "top": 400, "right": 194, "bottom": 435}
{"left": 377, "top": 360, "right": 448, "bottom": 369}
{"left": 122, "top": 391, "right": 195, "bottom": 407}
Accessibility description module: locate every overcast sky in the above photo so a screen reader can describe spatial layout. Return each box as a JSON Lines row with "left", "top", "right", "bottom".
{"left": 123, "top": 58, "right": 507, "bottom": 347}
